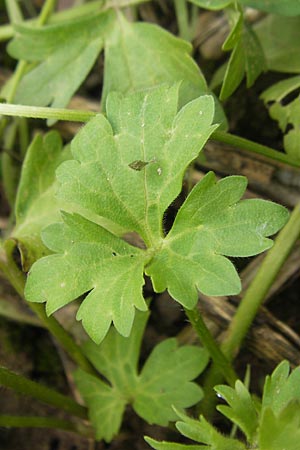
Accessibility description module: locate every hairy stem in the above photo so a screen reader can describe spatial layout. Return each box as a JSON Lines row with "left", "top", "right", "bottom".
{"left": 0, "top": 240, "right": 98, "bottom": 377}
{"left": 0, "top": 366, "right": 87, "bottom": 419}
{"left": 0, "top": 415, "right": 92, "bottom": 437}
{"left": 174, "top": 0, "right": 192, "bottom": 41}
{"left": 0, "top": 103, "right": 96, "bottom": 123}
{"left": 222, "top": 203, "right": 300, "bottom": 359}
{"left": 212, "top": 130, "right": 300, "bottom": 168}
{"left": 184, "top": 307, "right": 237, "bottom": 386}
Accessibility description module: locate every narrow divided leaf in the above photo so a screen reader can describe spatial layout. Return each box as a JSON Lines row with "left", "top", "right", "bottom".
{"left": 75, "top": 311, "right": 209, "bottom": 441}
{"left": 261, "top": 76, "right": 300, "bottom": 162}
{"left": 25, "top": 86, "right": 288, "bottom": 343}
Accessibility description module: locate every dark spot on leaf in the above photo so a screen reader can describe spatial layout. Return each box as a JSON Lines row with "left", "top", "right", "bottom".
{"left": 112, "top": 252, "right": 117, "bottom": 256}
{"left": 128, "top": 160, "right": 149, "bottom": 171}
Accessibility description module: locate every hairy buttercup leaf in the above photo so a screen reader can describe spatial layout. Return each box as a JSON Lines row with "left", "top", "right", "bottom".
{"left": 147, "top": 362, "right": 300, "bottom": 450}
{"left": 261, "top": 76, "right": 300, "bottom": 162}
{"left": 75, "top": 311, "right": 209, "bottom": 441}
{"left": 12, "top": 131, "right": 71, "bottom": 269}
{"left": 25, "top": 86, "right": 288, "bottom": 343}
{"left": 145, "top": 171, "right": 288, "bottom": 307}
{"left": 239, "top": 0, "right": 300, "bottom": 16}
{"left": 215, "top": 381, "right": 258, "bottom": 443}
{"left": 146, "top": 409, "right": 245, "bottom": 450}
{"left": 8, "top": 11, "right": 113, "bottom": 122}
{"left": 102, "top": 13, "right": 207, "bottom": 109}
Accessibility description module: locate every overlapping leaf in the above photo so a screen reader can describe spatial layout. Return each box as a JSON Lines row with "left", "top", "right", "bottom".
{"left": 8, "top": 11, "right": 113, "bottom": 122}
{"left": 219, "top": 7, "right": 266, "bottom": 100}
{"left": 12, "top": 131, "right": 71, "bottom": 269}
{"left": 25, "top": 86, "right": 288, "bottom": 343}
{"left": 239, "top": 0, "right": 300, "bottom": 16}
{"left": 75, "top": 311, "right": 208, "bottom": 441}
{"left": 261, "top": 76, "right": 300, "bottom": 162}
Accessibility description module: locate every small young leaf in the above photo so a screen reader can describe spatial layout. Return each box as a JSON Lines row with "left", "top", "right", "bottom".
{"left": 215, "top": 381, "right": 258, "bottom": 443}
{"left": 146, "top": 172, "right": 288, "bottom": 307}
{"left": 12, "top": 132, "right": 71, "bottom": 269}
{"left": 75, "top": 311, "right": 209, "bottom": 441}
{"left": 261, "top": 76, "right": 300, "bottom": 162}
{"left": 176, "top": 411, "right": 245, "bottom": 450}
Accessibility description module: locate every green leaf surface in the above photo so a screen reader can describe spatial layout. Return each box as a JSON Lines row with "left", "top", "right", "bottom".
{"left": 220, "top": 18, "right": 266, "bottom": 100}
{"left": 75, "top": 311, "right": 208, "bottom": 441}
{"left": 175, "top": 409, "right": 245, "bottom": 449}
{"left": 7, "top": 11, "right": 113, "bottom": 122}
{"left": 187, "top": 0, "right": 232, "bottom": 10}
{"left": 259, "top": 403, "right": 300, "bottom": 450}
{"left": 24, "top": 87, "right": 288, "bottom": 343}
{"left": 12, "top": 132, "right": 71, "bottom": 270}
{"left": 215, "top": 381, "right": 258, "bottom": 443}
{"left": 145, "top": 437, "right": 204, "bottom": 450}
{"left": 255, "top": 15, "right": 300, "bottom": 73}
{"left": 146, "top": 172, "right": 288, "bottom": 307}
{"left": 239, "top": 0, "right": 300, "bottom": 16}
{"left": 261, "top": 76, "right": 300, "bottom": 162}
{"left": 102, "top": 12, "right": 207, "bottom": 109}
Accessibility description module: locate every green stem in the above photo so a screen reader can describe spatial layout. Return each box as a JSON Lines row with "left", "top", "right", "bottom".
{"left": 184, "top": 307, "right": 237, "bottom": 386}
{"left": 212, "top": 130, "right": 300, "bottom": 168}
{"left": 174, "top": 0, "right": 192, "bottom": 41}
{"left": 0, "top": 415, "right": 92, "bottom": 437}
{"left": 0, "top": 366, "right": 87, "bottom": 420}
{"left": 37, "top": 0, "right": 58, "bottom": 26}
{"left": 0, "top": 103, "right": 96, "bottom": 123}
{"left": 221, "top": 203, "right": 300, "bottom": 360}
{"left": 0, "top": 296, "right": 43, "bottom": 327}
{"left": 0, "top": 240, "right": 98, "bottom": 377}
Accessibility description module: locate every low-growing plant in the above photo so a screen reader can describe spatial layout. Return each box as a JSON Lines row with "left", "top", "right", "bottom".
{"left": 0, "top": 0, "right": 300, "bottom": 449}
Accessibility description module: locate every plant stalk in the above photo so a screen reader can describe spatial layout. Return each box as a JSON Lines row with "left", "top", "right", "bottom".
{"left": 221, "top": 203, "right": 300, "bottom": 360}
{"left": 184, "top": 307, "right": 237, "bottom": 386}
{"left": 0, "top": 366, "right": 87, "bottom": 420}
{"left": 0, "top": 103, "right": 97, "bottom": 123}
{"left": 212, "top": 130, "right": 300, "bottom": 168}
{"left": 0, "top": 415, "right": 92, "bottom": 437}
{"left": 174, "top": 0, "right": 192, "bottom": 41}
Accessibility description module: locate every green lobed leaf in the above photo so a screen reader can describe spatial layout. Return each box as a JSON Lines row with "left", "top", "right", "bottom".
{"left": 25, "top": 86, "right": 288, "bottom": 343}
{"left": 215, "top": 381, "right": 258, "bottom": 443}
{"left": 145, "top": 172, "right": 288, "bottom": 307}
{"left": 145, "top": 437, "right": 205, "bottom": 450}
{"left": 7, "top": 11, "right": 114, "bottom": 123}
{"left": 239, "top": 0, "right": 300, "bottom": 16}
{"left": 261, "top": 76, "right": 300, "bottom": 162}
{"left": 12, "top": 131, "right": 71, "bottom": 270}
{"left": 102, "top": 12, "right": 207, "bottom": 109}
{"left": 169, "top": 409, "right": 244, "bottom": 449}
{"left": 220, "top": 12, "right": 266, "bottom": 100}
{"left": 255, "top": 15, "right": 300, "bottom": 73}
{"left": 75, "top": 311, "right": 208, "bottom": 441}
